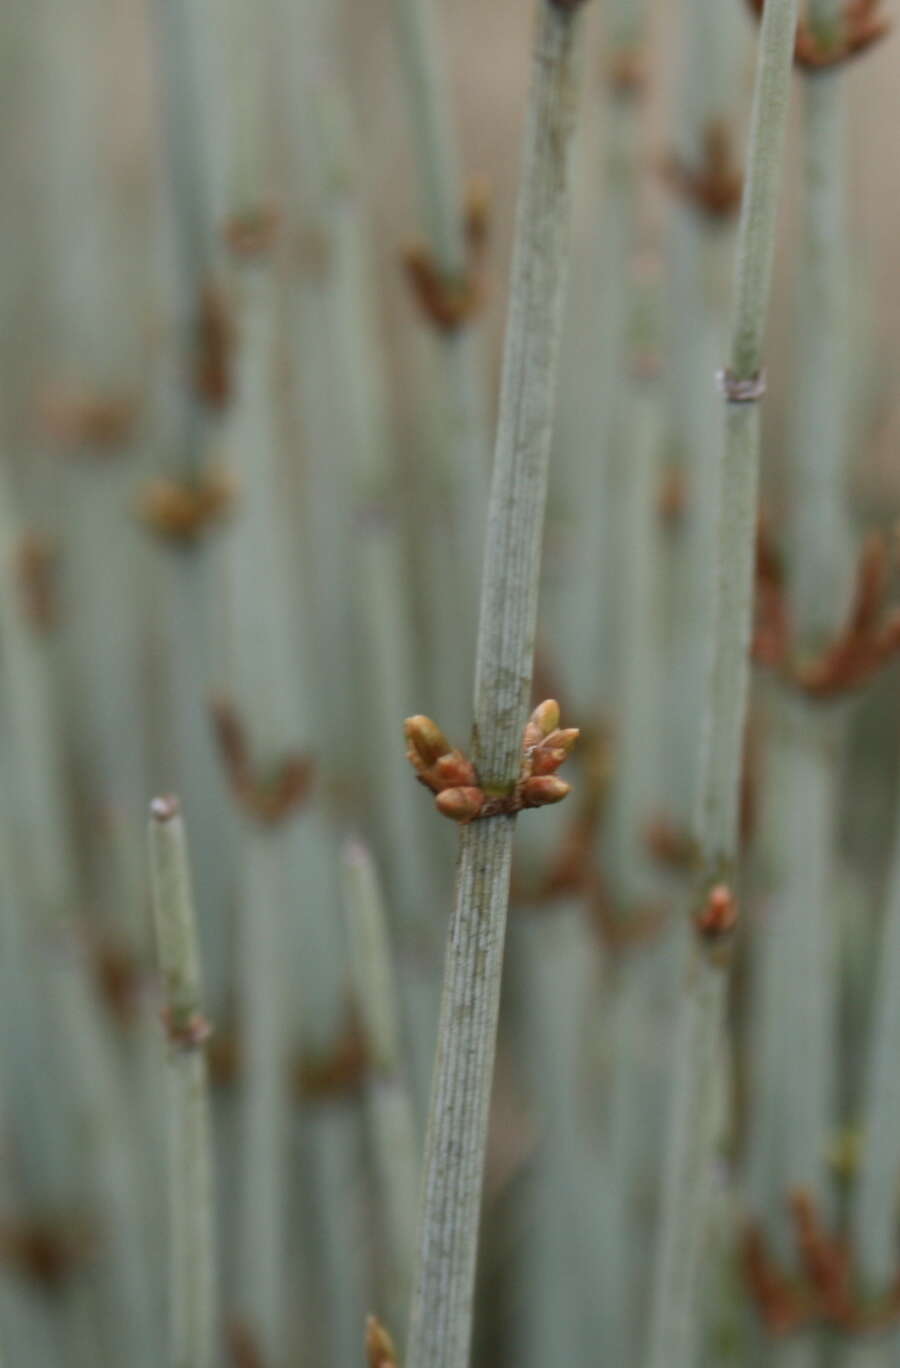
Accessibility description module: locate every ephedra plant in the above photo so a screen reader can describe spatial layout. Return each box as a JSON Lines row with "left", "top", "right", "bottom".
{"left": 1, "top": 1, "right": 900, "bottom": 1366}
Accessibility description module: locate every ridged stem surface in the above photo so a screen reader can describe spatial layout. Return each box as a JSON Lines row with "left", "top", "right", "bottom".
{"left": 405, "top": 6, "right": 587, "bottom": 1365}
{"left": 149, "top": 802, "right": 215, "bottom": 1368}
{"left": 646, "top": 3, "right": 798, "bottom": 1364}
{"left": 391, "top": 0, "right": 491, "bottom": 732}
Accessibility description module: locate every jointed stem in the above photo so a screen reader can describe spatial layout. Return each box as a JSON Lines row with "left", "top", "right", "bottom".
{"left": 647, "top": 3, "right": 798, "bottom": 1364}
{"left": 405, "top": 5, "right": 589, "bottom": 1366}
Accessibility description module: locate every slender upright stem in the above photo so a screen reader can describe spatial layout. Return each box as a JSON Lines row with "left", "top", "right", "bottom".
{"left": 663, "top": 0, "right": 744, "bottom": 831}
{"left": 390, "top": 0, "right": 491, "bottom": 734}
{"left": 343, "top": 840, "right": 420, "bottom": 1333}
{"left": 405, "top": 5, "right": 588, "bottom": 1365}
{"left": 148, "top": 797, "right": 216, "bottom": 1368}
{"left": 647, "top": 3, "right": 797, "bottom": 1364}
{"left": 565, "top": 0, "right": 647, "bottom": 719}
{"left": 852, "top": 767, "right": 900, "bottom": 1362}
{"left": 746, "top": 3, "right": 849, "bottom": 1337}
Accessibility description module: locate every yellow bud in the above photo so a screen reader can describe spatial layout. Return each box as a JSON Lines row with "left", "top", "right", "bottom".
{"left": 404, "top": 715, "right": 451, "bottom": 769}
{"left": 529, "top": 699, "right": 561, "bottom": 738}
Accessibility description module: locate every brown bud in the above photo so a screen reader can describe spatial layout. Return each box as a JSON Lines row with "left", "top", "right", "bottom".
{"left": 432, "top": 750, "right": 478, "bottom": 788}
{"left": 404, "top": 715, "right": 451, "bottom": 769}
{"left": 521, "top": 776, "right": 571, "bottom": 808}
{"left": 696, "top": 884, "right": 738, "bottom": 938}
{"left": 366, "top": 1315, "right": 398, "bottom": 1368}
{"left": 530, "top": 747, "right": 568, "bottom": 776}
{"left": 435, "top": 787, "right": 486, "bottom": 823}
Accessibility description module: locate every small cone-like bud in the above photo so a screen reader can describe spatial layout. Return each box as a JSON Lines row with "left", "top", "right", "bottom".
{"left": 435, "top": 786, "right": 486, "bottom": 823}
{"left": 521, "top": 776, "right": 571, "bottom": 808}
{"left": 530, "top": 747, "right": 568, "bottom": 776}
{"left": 404, "top": 715, "right": 451, "bottom": 769}
{"left": 529, "top": 698, "right": 560, "bottom": 739}
{"left": 696, "top": 883, "right": 738, "bottom": 937}
{"left": 542, "top": 727, "right": 579, "bottom": 755}
{"left": 432, "top": 750, "right": 478, "bottom": 788}
{"left": 366, "top": 1315, "right": 398, "bottom": 1368}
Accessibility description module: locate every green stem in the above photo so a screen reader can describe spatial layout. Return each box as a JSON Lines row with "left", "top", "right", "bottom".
{"left": 647, "top": 3, "right": 798, "bottom": 1363}
{"left": 343, "top": 840, "right": 420, "bottom": 1333}
{"left": 149, "top": 797, "right": 216, "bottom": 1368}
{"left": 390, "top": 0, "right": 491, "bottom": 735}
{"left": 405, "top": 5, "right": 588, "bottom": 1364}
{"left": 663, "top": 0, "right": 744, "bottom": 832}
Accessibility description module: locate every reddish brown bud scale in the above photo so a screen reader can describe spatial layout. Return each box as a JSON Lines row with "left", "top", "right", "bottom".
{"left": 530, "top": 747, "right": 568, "bottom": 776}
{"left": 521, "top": 776, "right": 571, "bottom": 808}
{"left": 432, "top": 750, "right": 478, "bottom": 788}
{"left": 435, "top": 787, "right": 486, "bottom": 823}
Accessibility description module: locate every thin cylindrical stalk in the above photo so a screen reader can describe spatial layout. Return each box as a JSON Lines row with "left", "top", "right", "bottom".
{"left": 343, "top": 840, "right": 420, "bottom": 1334}
{"left": 148, "top": 0, "right": 235, "bottom": 1015}
{"left": 405, "top": 6, "right": 588, "bottom": 1365}
{"left": 564, "top": 0, "right": 647, "bottom": 720}
{"left": 647, "top": 3, "right": 798, "bottom": 1364}
{"left": 149, "top": 797, "right": 216, "bottom": 1368}
{"left": 747, "top": 12, "right": 849, "bottom": 1363}
{"left": 390, "top": 0, "right": 491, "bottom": 733}
{"left": 663, "top": 0, "right": 744, "bottom": 831}
{"left": 852, "top": 769, "right": 900, "bottom": 1361}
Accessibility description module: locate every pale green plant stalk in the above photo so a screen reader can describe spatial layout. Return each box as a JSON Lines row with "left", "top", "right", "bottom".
{"left": 509, "top": 903, "right": 599, "bottom": 1367}
{"left": 225, "top": 261, "right": 295, "bottom": 1362}
{"left": 148, "top": 796, "right": 215, "bottom": 1368}
{"left": 605, "top": 274, "right": 664, "bottom": 906}
{"left": 646, "top": 2, "right": 798, "bottom": 1363}
{"left": 599, "top": 277, "right": 672, "bottom": 1366}
{"left": 851, "top": 760, "right": 900, "bottom": 1366}
{"left": 277, "top": 0, "right": 443, "bottom": 1118}
{"left": 213, "top": 13, "right": 296, "bottom": 1352}
{"left": 0, "top": 460, "right": 159, "bottom": 1368}
{"left": 342, "top": 839, "right": 420, "bottom": 1335}
{"left": 149, "top": 0, "right": 235, "bottom": 1017}
{"left": 747, "top": 8, "right": 851, "bottom": 1362}
{"left": 29, "top": 0, "right": 151, "bottom": 971}
{"left": 562, "top": 0, "right": 647, "bottom": 720}
{"left": 405, "top": 5, "right": 589, "bottom": 1364}
{"left": 390, "top": 0, "right": 490, "bottom": 735}
{"left": 663, "top": 0, "right": 745, "bottom": 833}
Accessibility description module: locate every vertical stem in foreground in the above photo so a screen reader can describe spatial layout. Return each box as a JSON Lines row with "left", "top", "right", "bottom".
{"left": 646, "top": 2, "right": 798, "bottom": 1365}
{"left": 148, "top": 797, "right": 215, "bottom": 1368}
{"left": 405, "top": 4, "right": 588, "bottom": 1365}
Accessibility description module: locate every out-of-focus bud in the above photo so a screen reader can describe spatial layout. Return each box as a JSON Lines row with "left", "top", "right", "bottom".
{"left": 366, "top": 1315, "right": 398, "bottom": 1368}
{"left": 530, "top": 747, "right": 568, "bottom": 776}
{"left": 435, "top": 787, "right": 486, "bottom": 823}
{"left": 521, "top": 776, "right": 571, "bottom": 808}
{"left": 404, "top": 715, "right": 451, "bottom": 770}
{"left": 432, "top": 751, "right": 478, "bottom": 788}
{"left": 696, "top": 883, "right": 738, "bottom": 938}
